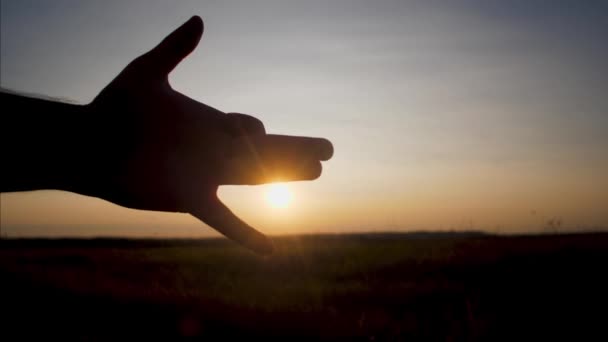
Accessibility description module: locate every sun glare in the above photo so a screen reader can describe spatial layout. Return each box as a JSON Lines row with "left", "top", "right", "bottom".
{"left": 266, "top": 183, "right": 292, "bottom": 209}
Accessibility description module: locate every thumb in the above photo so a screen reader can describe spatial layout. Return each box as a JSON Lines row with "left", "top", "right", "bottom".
{"left": 140, "top": 16, "right": 204, "bottom": 77}
{"left": 190, "top": 193, "right": 275, "bottom": 255}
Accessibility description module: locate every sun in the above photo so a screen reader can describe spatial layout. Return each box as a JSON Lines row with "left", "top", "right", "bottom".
{"left": 265, "top": 183, "right": 292, "bottom": 209}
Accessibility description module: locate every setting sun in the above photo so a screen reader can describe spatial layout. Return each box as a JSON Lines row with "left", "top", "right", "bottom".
{"left": 266, "top": 183, "right": 292, "bottom": 209}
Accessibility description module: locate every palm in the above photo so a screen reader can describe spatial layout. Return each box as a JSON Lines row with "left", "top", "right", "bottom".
{"left": 86, "top": 16, "right": 332, "bottom": 254}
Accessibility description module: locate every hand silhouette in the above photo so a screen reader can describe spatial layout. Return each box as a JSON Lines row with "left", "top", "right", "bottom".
{"left": 82, "top": 16, "right": 333, "bottom": 254}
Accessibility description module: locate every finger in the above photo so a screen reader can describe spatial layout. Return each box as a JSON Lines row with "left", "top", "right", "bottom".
{"left": 220, "top": 134, "right": 330, "bottom": 184}
{"left": 254, "top": 134, "right": 334, "bottom": 161}
{"left": 190, "top": 194, "right": 274, "bottom": 255}
{"left": 139, "top": 16, "right": 204, "bottom": 77}
{"left": 221, "top": 154, "right": 322, "bottom": 185}
{"left": 225, "top": 113, "right": 266, "bottom": 137}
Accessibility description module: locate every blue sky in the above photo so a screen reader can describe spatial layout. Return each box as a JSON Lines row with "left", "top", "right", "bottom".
{"left": 1, "top": 0, "right": 607, "bottom": 236}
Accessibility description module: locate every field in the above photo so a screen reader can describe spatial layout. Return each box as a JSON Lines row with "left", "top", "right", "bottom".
{"left": 1, "top": 232, "right": 607, "bottom": 341}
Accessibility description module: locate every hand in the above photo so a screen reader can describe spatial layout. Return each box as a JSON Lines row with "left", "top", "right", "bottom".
{"left": 81, "top": 16, "right": 333, "bottom": 254}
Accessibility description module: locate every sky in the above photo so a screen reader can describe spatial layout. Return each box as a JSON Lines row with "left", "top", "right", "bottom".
{"left": 1, "top": 0, "right": 607, "bottom": 237}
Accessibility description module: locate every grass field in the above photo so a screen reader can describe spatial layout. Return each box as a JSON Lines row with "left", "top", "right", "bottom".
{"left": 1, "top": 232, "right": 607, "bottom": 341}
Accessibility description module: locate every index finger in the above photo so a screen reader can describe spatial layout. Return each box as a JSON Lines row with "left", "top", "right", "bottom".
{"left": 219, "top": 134, "right": 334, "bottom": 185}
{"left": 254, "top": 134, "right": 334, "bottom": 161}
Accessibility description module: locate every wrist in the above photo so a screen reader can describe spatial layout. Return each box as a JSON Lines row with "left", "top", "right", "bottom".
{"left": 1, "top": 92, "right": 90, "bottom": 192}
{"left": 34, "top": 101, "right": 93, "bottom": 192}
{"left": 51, "top": 103, "right": 97, "bottom": 193}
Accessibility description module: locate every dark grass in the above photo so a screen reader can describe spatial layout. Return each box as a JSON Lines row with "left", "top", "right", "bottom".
{"left": 1, "top": 232, "right": 607, "bottom": 341}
